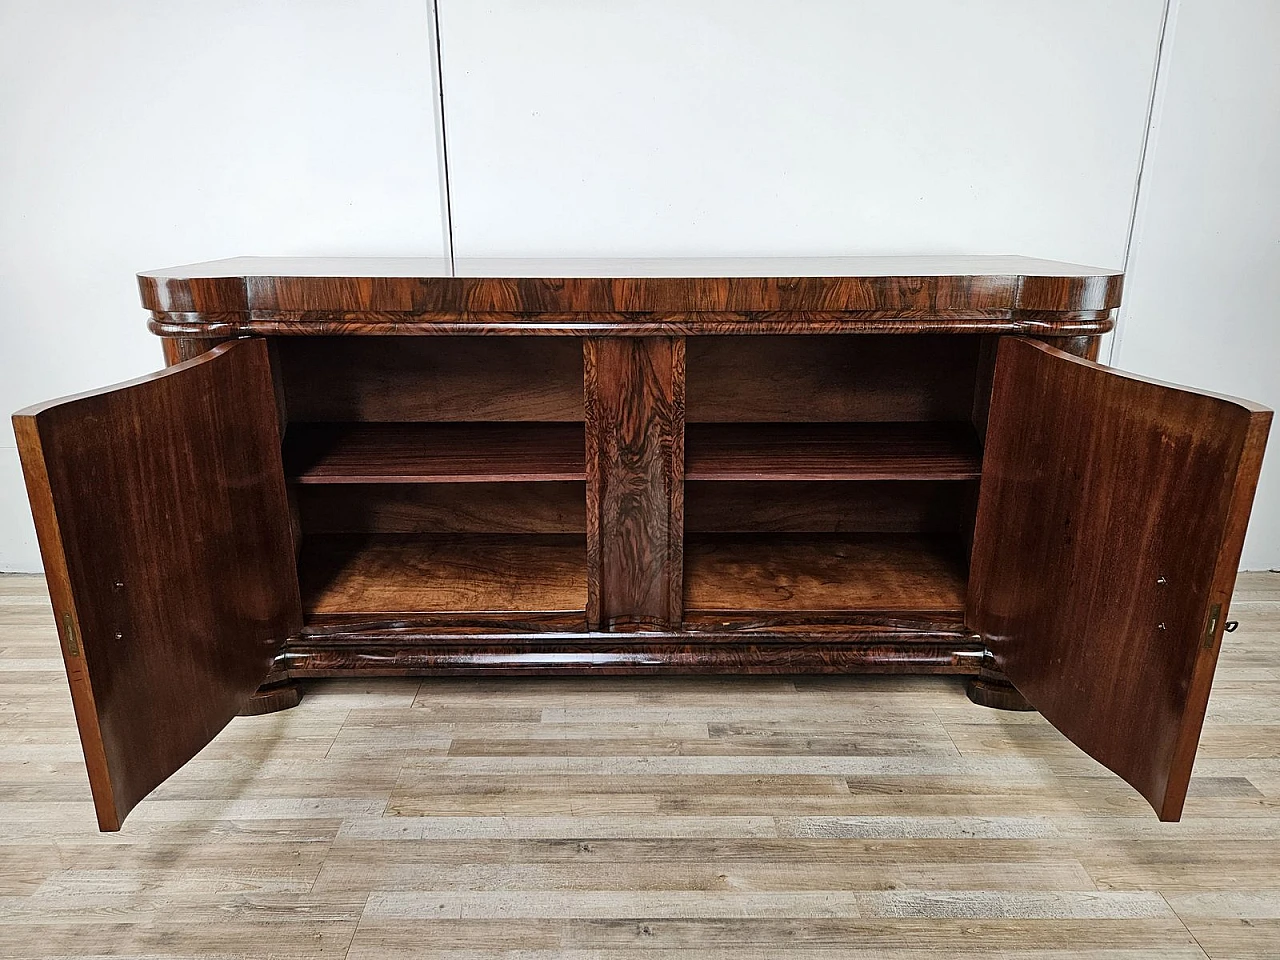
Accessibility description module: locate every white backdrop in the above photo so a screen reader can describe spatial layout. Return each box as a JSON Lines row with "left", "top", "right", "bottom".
{"left": 0, "top": 0, "right": 449, "bottom": 570}
{"left": 438, "top": 0, "right": 1163, "bottom": 265}
{"left": 1111, "top": 0, "right": 1280, "bottom": 570}
{"left": 2, "top": 1, "right": 1276, "bottom": 570}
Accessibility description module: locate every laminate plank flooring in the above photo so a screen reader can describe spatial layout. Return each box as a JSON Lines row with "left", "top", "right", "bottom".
{"left": 1, "top": 571, "right": 1279, "bottom": 958}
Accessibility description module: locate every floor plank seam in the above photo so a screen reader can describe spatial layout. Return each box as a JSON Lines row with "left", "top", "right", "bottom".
{"left": 1, "top": 574, "right": 1279, "bottom": 956}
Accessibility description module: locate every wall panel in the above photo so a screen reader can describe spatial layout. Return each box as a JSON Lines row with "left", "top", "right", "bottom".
{"left": 438, "top": 0, "right": 1165, "bottom": 265}
{"left": 0, "top": 1, "right": 449, "bottom": 570}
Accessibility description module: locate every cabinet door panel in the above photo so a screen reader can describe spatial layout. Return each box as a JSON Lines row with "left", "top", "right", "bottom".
{"left": 970, "top": 337, "right": 1270, "bottom": 821}
{"left": 13, "top": 339, "right": 300, "bottom": 830}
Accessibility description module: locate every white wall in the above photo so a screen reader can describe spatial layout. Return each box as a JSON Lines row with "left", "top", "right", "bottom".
{"left": 0, "top": 0, "right": 448, "bottom": 571}
{"left": 1114, "top": 0, "right": 1280, "bottom": 569}
{"left": 438, "top": 0, "right": 1164, "bottom": 265}
{"left": 3, "top": 1, "right": 1277, "bottom": 570}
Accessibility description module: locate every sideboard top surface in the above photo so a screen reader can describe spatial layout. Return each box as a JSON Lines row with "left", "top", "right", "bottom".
{"left": 140, "top": 255, "right": 1123, "bottom": 337}
{"left": 141, "top": 255, "right": 1119, "bottom": 280}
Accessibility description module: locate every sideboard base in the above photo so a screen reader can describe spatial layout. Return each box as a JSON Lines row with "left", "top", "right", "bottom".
{"left": 278, "top": 624, "right": 988, "bottom": 679}
{"left": 238, "top": 680, "right": 304, "bottom": 716}
{"left": 965, "top": 676, "right": 1036, "bottom": 711}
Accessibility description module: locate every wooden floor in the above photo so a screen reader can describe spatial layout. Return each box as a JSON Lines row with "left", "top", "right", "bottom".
{"left": 2, "top": 573, "right": 1279, "bottom": 959}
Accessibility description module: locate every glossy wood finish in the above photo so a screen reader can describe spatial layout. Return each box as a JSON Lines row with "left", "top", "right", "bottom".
{"left": 687, "top": 335, "right": 981, "bottom": 422}
{"left": 685, "top": 422, "right": 981, "bottom": 481}
{"left": 297, "top": 482, "right": 586, "bottom": 534}
{"left": 284, "top": 422, "right": 585, "bottom": 484}
{"left": 1041, "top": 334, "right": 1103, "bottom": 361}
{"left": 970, "top": 338, "right": 1272, "bottom": 821}
{"left": 965, "top": 630, "right": 1037, "bottom": 712}
{"left": 965, "top": 676, "right": 1036, "bottom": 712}
{"left": 684, "top": 480, "right": 974, "bottom": 534}
{"left": 276, "top": 337, "right": 584, "bottom": 422}
{"left": 160, "top": 336, "right": 230, "bottom": 365}
{"left": 237, "top": 680, "right": 304, "bottom": 716}
{"left": 140, "top": 256, "right": 1121, "bottom": 338}
{"left": 246, "top": 268, "right": 1100, "bottom": 695}
{"left": 283, "top": 640, "right": 983, "bottom": 677}
{"left": 584, "top": 338, "right": 685, "bottom": 630}
{"left": 139, "top": 255, "right": 1123, "bottom": 311}
{"left": 11, "top": 340, "right": 301, "bottom": 830}
{"left": 299, "top": 534, "right": 588, "bottom": 617}
{"left": 684, "top": 534, "right": 968, "bottom": 615}
{"left": 152, "top": 310, "right": 1118, "bottom": 339}
{"left": 21, "top": 254, "right": 1280, "bottom": 835}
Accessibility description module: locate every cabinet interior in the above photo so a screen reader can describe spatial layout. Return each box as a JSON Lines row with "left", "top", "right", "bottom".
{"left": 683, "top": 335, "right": 982, "bottom": 619}
{"left": 275, "top": 334, "right": 988, "bottom": 626}
{"left": 276, "top": 337, "right": 589, "bottom": 619}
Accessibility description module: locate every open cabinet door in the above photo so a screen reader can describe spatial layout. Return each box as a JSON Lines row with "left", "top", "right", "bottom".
{"left": 13, "top": 339, "right": 301, "bottom": 830}
{"left": 970, "top": 338, "right": 1270, "bottom": 821}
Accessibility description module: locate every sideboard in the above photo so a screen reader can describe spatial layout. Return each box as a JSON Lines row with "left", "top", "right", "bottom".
{"left": 13, "top": 256, "right": 1270, "bottom": 830}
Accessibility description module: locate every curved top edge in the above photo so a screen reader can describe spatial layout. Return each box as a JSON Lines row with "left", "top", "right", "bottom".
{"left": 139, "top": 255, "right": 1121, "bottom": 280}
{"left": 138, "top": 256, "right": 1123, "bottom": 315}
{"left": 12, "top": 342, "right": 242, "bottom": 421}
{"left": 1017, "top": 338, "right": 1273, "bottom": 415}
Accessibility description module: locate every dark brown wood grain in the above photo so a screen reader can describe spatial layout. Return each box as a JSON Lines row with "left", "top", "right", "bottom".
{"left": 276, "top": 337, "right": 584, "bottom": 422}
{"left": 12, "top": 340, "right": 301, "bottom": 830}
{"left": 138, "top": 255, "right": 1123, "bottom": 315}
{"left": 283, "top": 422, "right": 586, "bottom": 484}
{"left": 282, "top": 635, "right": 984, "bottom": 677}
{"left": 684, "top": 534, "right": 968, "bottom": 615}
{"left": 148, "top": 310, "right": 1117, "bottom": 339}
{"left": 969, "top": 338, "right": 1271, "bottom": 821}
{"left": 964, "top": 677, "right": 1035, "bottom": 711}
{"left": 297, "top": 482, "right": 586, "bottom": 534}
{"left": 298, "top": 534, "right": 587, "bottom": 617}
{"left": 684, "top": 480, "right": 974, "bottom": 534}
{"left": 685, "top": 422, "right": 981, "bottom": 481}
{"left": 160, "top": 336, "right": 231, "bottom": 365}
{"left": 237, "top": 657, "right": 302, "bottom": 716}
{"left": 300, "top": 612, "right": 589, "bottom": 633}
{"left": 686, "top": 335, "right": 980, "bottom": 422}
{"left": 237, "top": 680, "right": 303, "bottom": 716}
{"left": 22, "top": 256, "right": 1280, "bottom": 827}
{"left": 1038, "top": 334, "right": 1102, "bottom": 360}
{"left": 584, "top": 338, "right": 685, "bottom": 630}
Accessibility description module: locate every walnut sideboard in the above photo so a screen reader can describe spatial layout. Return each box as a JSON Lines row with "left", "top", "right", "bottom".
{"left": 12, "top": 256, "right": 1271, "bottom": 830}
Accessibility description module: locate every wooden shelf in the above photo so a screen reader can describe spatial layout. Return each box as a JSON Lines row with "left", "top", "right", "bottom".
{"left": 284, "top": 422, "right": 585, "bottom": 484}
{"left": 685, "top": 422, "right": 982, "bottom": 481}
{"left": 285, "top": 421, "right": 977, "bottom": 485}
{"left": 684, "top": 533, "right": 968, "bottom": 615}
{"left": 299, "top": 534, "right": 587, "bottom": 615}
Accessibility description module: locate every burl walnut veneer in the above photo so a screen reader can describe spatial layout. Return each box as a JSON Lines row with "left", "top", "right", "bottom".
{"left": 13, "top": 257, "right": 1270, "bottom": 830}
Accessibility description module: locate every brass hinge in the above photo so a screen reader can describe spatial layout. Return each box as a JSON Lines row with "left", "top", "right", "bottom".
{"left": 60, "top": 612, "right": 81, "bottom": 658}
{"left": 1202, "top": 603, "right": 1223, "bottom": 650}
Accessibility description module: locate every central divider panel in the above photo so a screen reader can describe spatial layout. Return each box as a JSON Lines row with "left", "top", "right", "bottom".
{"left": 583, "top": 337, "right": 685, "bottom": 631}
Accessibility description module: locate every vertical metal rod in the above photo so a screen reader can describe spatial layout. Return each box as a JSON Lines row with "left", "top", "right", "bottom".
{"left": 1109, "top": 0, "right": 1178, "bottom": 364}
{"left": 429, "top": 0, "right": 456, "bottom": 276}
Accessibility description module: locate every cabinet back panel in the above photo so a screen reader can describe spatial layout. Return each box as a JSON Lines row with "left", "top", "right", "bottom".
{"left": 685, "top": 480, "right": 975, "bottom": 535}
{"left": 686, "top": 335, "right": 980, "bottom": 422}
{"left": 297, "top": 482, "right": 586, "bottom": 535}
{"left": 277, "top": 337, "right": 584, "bottom": 422}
